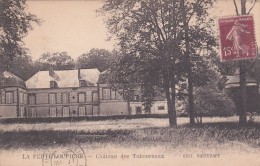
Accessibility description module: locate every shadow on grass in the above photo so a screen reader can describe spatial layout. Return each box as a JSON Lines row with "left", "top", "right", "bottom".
{"left": 0, "top": 129, "right": 131, "bottom": 149}
{"left": 1, "top": 122, "right": 259, "bottom": 150}
{"left": 181, "top": 121, "right": 260, "bottom": 129}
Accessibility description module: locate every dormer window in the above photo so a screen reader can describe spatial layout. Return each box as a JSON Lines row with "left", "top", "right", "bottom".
{"left": 79, "top": 80, "right": 85, "bottom": 87}
{"left": 50, "top": 81, "right": 57, "bottom": 88}
{"left": 134, "top": 95, "right": 140, "bottom": 101}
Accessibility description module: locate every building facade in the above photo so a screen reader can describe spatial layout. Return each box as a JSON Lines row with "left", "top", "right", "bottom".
{"left": 0, "top": 69, "right": 168, "bottom": 118}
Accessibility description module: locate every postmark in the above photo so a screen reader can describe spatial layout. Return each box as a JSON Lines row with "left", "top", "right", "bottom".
{"left": 42, "top": 144, "right": 87, "bottom": 166}
{"left": 218, "top": 15, "right": 257, "bottom": 61}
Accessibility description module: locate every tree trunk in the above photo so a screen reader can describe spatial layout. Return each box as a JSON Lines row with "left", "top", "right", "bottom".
{"left": 166, "top": 89, "right": 177, "bottom": 127}
{"left": 239, "top": 61, "right": 247, "bottom": 125}
{"left": 164, "top": 71, "right": 177, "bottom": 127}
{"left": 181, "top": 0, "right": 195, "bottom": 124}
{"left": 239, "top": 0, "right": 247, "bottom": 125}
{"left": 188, "top": 72, "right": 195, "bottom": 124}
{"left": 170, "top": 81, "right": 177, "bottom": 126}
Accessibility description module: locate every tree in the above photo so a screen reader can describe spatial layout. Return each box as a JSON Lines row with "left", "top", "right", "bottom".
{"left": 100, "top": 0, "right": 186, "bottom": 126}
{"left": 191, "top": 64, "right": 236, "bottom": 124}
{"left": 7, "top": 54, "right": 37, "bottom": 80}
{"left": 77, "top": 48, "right": 114, "bottom": 72}
{"left": 35, "top": 52, "right": 75, "bottom": 71}
{"left": 100, "top": 0, "right": 216, "bottom": 126}
{"left": 192, "top": 85, "right": 235, "bottom": 124}
{"left": 0, "top": 0, "right": 39, "bottom": 70}
{"left": 179, "top": 0, "right": 216, "bottom": 124}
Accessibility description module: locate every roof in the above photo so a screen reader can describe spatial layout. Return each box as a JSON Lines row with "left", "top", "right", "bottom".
{"left": 97, "top": 69, "right": 111, "bottom": 84}
{"left": 26, "top": 69, "right": 100, "bottom": 89}
{"left": 0, "top": 71, "right": 26, "bottom": 88}
{"left": 225, "top": 69, "right": 258, "bottom": 88}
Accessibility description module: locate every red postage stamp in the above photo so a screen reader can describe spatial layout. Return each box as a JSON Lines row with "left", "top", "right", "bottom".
{"left": 218, "top": 15, "right": 257, "bottom": 61}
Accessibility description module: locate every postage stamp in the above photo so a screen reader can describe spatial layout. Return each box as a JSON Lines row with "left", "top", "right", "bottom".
{"left": 218, "top": 15, "right": 257, "bottom": 61}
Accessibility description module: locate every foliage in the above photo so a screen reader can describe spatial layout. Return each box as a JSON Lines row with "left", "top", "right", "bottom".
{"left": 100, "top": 0, "right": 217, "bottom": 126}
{"left": 5, "top": 54, "right": 37, "bottom": 80}
{"left": 193, "top": 86, "right": 236, "bottom": 117}
{"left": 77, "top": 48, "right": 114, "bottom": 72}
{"left": 34, "top": 52, "right": 75, "bottom": 71}
{"left": 0, "top": 0, "right": 39, "bottom": 69}
{"left": 100, "top": 0, "right": 184, "bottom": 126}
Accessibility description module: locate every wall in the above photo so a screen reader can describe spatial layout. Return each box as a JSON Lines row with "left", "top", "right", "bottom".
{"left": 99, "top": 101, "right": 128, "bottom": 115}
{"left": 98, "top": 83, "right": 128, "bottom": 115}
{"left": 0, "top": 87, "right": 26, "bottom": 118}
{"left": 26, "top": 86, "right": 99, "bottom": 117}
{"left": 130, "top": 101, "right": 168, "bottom": 115}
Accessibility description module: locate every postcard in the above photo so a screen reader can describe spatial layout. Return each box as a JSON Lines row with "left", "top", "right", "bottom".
{"left": 0, "top": 0, "right": 259, "bottom": 166}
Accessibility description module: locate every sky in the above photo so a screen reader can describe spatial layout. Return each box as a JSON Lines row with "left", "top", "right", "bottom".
{"left": 24, "top": 0, "right": 260, "bottom": 60}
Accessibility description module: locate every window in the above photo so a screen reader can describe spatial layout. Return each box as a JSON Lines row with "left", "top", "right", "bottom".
{"left": 102, "top": 88, "right": 110, "bottom": 100}
{"left": 28, "top": 94, "right": 36, "bottom": 105}
{"left": 19, "top": 92, "right": 23, "bottom": 104}
{"left": 79, "top": 107, "right": 86, "bottom": 116}
{"left": 86, "top": 92, "right": 92, "bottom": 102}
{"left": 31, "top": 108, "right": 37, "bottom": 118}
{"left": 134, "top": 95, "right": 140, "bottom": 101}
{"left": 86, "top": 105, "right": 92, "bottom": 115}
{"left": 6, "top": 92, "right": 13, "bottom": 103}
{"left": 23, "top": 93, "right": 27, "bottom": 104}
{"left": 158, "top": 106, "right": 165, "bottom": 110}
{"left": 93, "top": 106, "right": 98, "bottom": 115}
{"left": 62, "top": 93, "right": 69, "bottom": 103}
{"left": 63, "top": 107, "right": 70, "bottom": 117}
{"left": 92, "top": 92, "right": 98, "bottom": 102}
{"left": 116, "top": 91, "right": 122, "bottom": 99}
{"left": 50, "top": 107, "right": 57, "bottom": 117}
{"left": 136, "top": 106, "right": 142, "bottom": 115}
{"left": 49, "top": 94, "right": 56, "bottom": 104}
{"left": 20, "top": 107, "right": 25, "bottom": 117}
{"left": 50, "top": 81, "right": 57, "bottom": 88}
{"left": 78, "top": 93, "right": 85, "bottom": 103}
{"left": 79, "top": 80, "right": 85, "bottom": 87}
{"left": 111, "top": 91, "right": 116, "bottom": 100}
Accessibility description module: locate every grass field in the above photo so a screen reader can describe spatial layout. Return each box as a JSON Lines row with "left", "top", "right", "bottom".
{"left": 1, "top": 116, "right": 260, "bottom": 149}
{"left": 1, "top": 116, "right": 260, "bottom": 166}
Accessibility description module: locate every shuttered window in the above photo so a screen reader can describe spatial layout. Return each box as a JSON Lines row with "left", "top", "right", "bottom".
{"left": 49, "top": 94, "right": 56, "bottom": 104}
{"left": 23, "top": 93, "right": 27, "bottom": 104}
{"left": 50, "top": 107, "right": 57, "bottom": 117}
{"left": 6, "top": 92, "right": 13, "bottom": 103}
{"left": 86, "top": 105, "right": 92, "bottom": 115}
{"left": 102, "top": 89, "right": 110, "bottom": 99}
{"left": 86, "top": 92, "right": 92, "bottom": 102}
{"left": 19, "top": 92, "right": 23, "bottom": 103}
{"left": 111, "top": 91, "right": 116, "bottom": 100}
{"left": 92, "top": 92, "right": 98, "bottom": 102}
{"left": 93, "top": 106, "right": 98, "bottom": 115}
{"left": 62, "top": 93, "right": 69, "bottom": 103}
{"left": 78, "top": 93, "right": 85, "bottom": 103}
{"left": 63, "top": 107, "right": 70, "bottom": 117}
{"left": 31, "top": 108, "right": 37, "bottom": 118}
{"left": 79, "top": 107, "right": 86, "bottom": 116}
{"left": 20, "top": 107, "right": 25, "bottom": 117}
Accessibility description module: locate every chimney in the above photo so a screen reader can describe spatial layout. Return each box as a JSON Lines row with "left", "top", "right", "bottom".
{"left": 49, "top": 66, "right": 54, "bottom": 76}
{"left": 78, "top": 68, "right": 81, "bottom": 80}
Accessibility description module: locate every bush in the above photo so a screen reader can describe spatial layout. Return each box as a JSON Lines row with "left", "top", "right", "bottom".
{"left": 193, "top": 86, "right": 236, "bottom": 117}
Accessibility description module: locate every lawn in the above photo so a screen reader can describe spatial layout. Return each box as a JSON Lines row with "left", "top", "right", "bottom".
{"left": 0, "top": 116, "right": 260, "bottom": 166}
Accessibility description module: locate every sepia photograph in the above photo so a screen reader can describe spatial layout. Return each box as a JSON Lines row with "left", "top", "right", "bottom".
{"left": 0, "top": 0, "right": 259, "bottom": 166}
